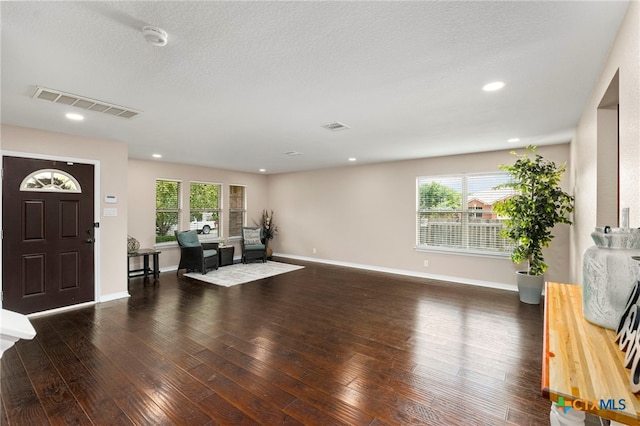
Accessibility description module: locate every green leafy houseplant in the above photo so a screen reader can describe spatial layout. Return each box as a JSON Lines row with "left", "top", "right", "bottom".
{"left": 493, "top": 146, "right": 574, "bottom": 276}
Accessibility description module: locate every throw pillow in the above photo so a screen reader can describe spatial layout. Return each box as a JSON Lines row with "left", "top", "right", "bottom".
{"left": 243, "top": 228, "right": 261, "bottom": 245}
{"left": 177, "top": 230, "right": 201, "bottom": 247}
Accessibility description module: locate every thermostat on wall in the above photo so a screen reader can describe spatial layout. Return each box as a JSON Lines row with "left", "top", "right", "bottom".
{"left": 104, "top": 195, "right": 117, "bottom": 204}
{"left": 103, "top": 208, "right": 117, "bottom": 217}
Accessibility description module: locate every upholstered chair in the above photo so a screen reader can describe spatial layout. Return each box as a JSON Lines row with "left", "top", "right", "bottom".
{"left": 241, "top": 227, "right": 267, "bottom": 263}
{"left": 175, "top": 230, "right": 218, "bottom": 274}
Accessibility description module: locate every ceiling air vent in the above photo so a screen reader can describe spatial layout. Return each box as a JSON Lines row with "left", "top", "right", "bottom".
{"left": 322, "top": 121, "right": 350, "bottom": 131}
{"left": 31, "top": 87, "right": 142, "bottom": 119}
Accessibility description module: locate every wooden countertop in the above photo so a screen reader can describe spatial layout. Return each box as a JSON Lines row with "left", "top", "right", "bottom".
{"left": 543, "top": 282, "right": 640, "bottom": 424}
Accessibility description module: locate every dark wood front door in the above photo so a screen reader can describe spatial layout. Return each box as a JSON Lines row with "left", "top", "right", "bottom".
{"left": 2, "top": 156, "right": 95, "bottom": 314}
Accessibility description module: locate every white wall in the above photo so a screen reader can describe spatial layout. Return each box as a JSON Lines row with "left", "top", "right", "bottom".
{"left": 0, "top": 127, "right": 3, "bottom": 308}
{"left": 571, "top": 2, "right": 639, "bottom": 284}
{"left": 269, "top": 144, "right": 572, "bottom": 289}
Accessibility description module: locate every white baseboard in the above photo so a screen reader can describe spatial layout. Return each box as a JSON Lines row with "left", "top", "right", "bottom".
{"left": 27, "top": 301, "right": 97, "bottom": 318}
{"left": 27, "top": 291, "right": 131, "bottom": 318}
{"left": 274, "top": 252, "right": 518, "bottom": 293}
{"left": 99, "top": 291, "right": 131, "bottom": 303}
{"left": 163, "top": 253, "right": 518, "bottom": 293}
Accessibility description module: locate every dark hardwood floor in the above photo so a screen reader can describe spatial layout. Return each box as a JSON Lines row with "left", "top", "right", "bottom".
{"left": 1, "top": 259, "right": 572, "bottom": 425}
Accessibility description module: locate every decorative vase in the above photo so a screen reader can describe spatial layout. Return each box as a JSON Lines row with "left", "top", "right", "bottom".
{"left": 583, "top": 227, "right": 640, "bottom": 329}
{"left": 127, "top": 235, "right": 140, "bottom": 253}
{"left": 265, "top": 240, "right": 273, "bottom": 259}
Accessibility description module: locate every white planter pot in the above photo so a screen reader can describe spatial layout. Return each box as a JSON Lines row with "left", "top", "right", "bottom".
{"left": 516, "top": 271, "right": 544, "bottom": 304}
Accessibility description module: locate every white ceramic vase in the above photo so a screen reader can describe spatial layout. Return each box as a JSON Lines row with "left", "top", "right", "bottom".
{"left": 582, "top": 227, "right": 640, "bottom": 329}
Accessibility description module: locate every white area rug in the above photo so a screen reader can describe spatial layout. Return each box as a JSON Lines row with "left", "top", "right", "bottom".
{"left": 184, "top": 261, "right": 304, "bottom": 287}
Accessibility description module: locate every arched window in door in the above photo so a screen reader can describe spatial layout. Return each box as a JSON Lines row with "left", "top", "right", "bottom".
{"left": 19, "top": 169, "right": 82, "bottom": 193}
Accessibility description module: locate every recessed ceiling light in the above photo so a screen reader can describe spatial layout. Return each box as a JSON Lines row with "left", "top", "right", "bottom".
{"left": 482, "top": 81, "right": 505, "bottom": 92}
{"left": 152, "top": 154, "right": 162, "bottom": 158}
{"left": 259, "top": 168, "right": 266, "bottom": 172}
{"left": 348, "top": 157, "right": 357, "bottom": 162}
{"left": 65, "top": 112, "right": 84, "bottom": 121}
{"left": 508, "top": 138, "right": 520, "bottom": 143}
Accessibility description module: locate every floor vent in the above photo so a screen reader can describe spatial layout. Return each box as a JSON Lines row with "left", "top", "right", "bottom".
{"left": 31, "top": 86, "right": 141, "bottom": 119}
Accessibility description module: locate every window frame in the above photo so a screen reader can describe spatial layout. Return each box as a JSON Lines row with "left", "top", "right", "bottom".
{"left": 189, "top": 181, "right": 222, "bottom": 240}
{"left": 20, "top": 169, "right": 81, "bottom": 193}
{"left": 228, "top": 184, "right": 246, "bottom": 238}
{"left": 416, "top": 172, "right": 514, "bottom": 257}
{"left": 155, "top": 179, "right": 182, "bottom": 244}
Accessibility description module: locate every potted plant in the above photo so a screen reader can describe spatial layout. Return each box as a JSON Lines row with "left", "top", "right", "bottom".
{"left": 254, "top": 209, "right": 278, "bottom": 258}
{"left": 493, "top": 146, "right": 574, "bottom": 304}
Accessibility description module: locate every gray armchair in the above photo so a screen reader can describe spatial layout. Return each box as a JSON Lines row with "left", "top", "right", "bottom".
{"left": 175, "top": 230, "right": 218, "bottom": 274}
{"left": 241, "top": 227, "right": 266, "bottom": 263}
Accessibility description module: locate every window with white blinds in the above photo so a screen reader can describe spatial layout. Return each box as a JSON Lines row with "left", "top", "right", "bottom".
{"left": 416, "top": 173, "right": 516, "bottom": 255}
{"left": 190, "top": 182, "right": 221, "bottom": 237}
{"left": 156, "top": 179, "right": 181, "bottom": 243}
{"left": 228, "top": 185, "right": 246, "bottom": 238}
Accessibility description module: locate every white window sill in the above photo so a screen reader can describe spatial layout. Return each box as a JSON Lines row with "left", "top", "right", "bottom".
{"left": 415, "top": 246, "right": 511, "bottom": 260}
{"left": 154, "top": 241, "right": 178, "bottom": 249}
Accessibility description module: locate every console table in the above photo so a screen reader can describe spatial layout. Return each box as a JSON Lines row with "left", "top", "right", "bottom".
{"left": 127, "top": 249, "right": 161, "bottom": 280}
{"left": 543, "top": 281, "right": 640, "bottom": 425}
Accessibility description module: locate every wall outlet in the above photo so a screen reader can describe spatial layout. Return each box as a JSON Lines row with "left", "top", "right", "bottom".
{"left": 313, "top": 248, "right": 317, "bottom": 254}
{"left": 423, "top": 260, "right": 429, "bottom": 267}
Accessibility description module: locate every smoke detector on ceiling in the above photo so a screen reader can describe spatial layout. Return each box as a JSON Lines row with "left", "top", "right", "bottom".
{"left": 142, "top": 26, "right": 168, "bottom": 47}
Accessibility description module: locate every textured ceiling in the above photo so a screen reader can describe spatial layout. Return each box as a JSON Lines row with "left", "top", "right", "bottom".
{"left": 0, "top": 1, "right": 629, "bottom": 174}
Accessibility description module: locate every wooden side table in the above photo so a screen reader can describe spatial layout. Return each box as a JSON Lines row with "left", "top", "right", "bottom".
{"left": 543, "top": 281, "right": 640, "bottom": 425}
{"left": 127, "top": 249, "right": 161, "bottom": 280}
{"left": 218, "top": 246, "right": 234, "bottom": 267}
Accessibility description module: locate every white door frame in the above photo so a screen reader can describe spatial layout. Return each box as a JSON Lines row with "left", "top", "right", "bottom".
{"left": 0, "top": 150, "right": 101, "bottom": 311}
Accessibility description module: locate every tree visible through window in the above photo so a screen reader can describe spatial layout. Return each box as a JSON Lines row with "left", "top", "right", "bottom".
{"left": 416, "top": 173, "right": 516, "bottom": 255}
{"left": 190, "top": 182, "right": 221, "bottom": 237}
{"left": 156, "top": 180, "right": 181, "bottom": 243}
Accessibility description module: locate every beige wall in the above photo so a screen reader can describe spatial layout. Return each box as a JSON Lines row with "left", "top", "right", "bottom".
{"left": 1, "top": 124, "right": 129, "bottom": 302}
{"left": 0, "top": 125, "right": 270, "bottom": 307}
{"left": 4, "top": 4, "right": 635, "bottom": 302}
{"left": 269, "top": 144, "right": 572, "bottom": 288}
{"left": 571, "top": 2, "right": 639, "bottom": 284}
{"left": 127, "top": 159, "right": 269, "bottom": 269}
